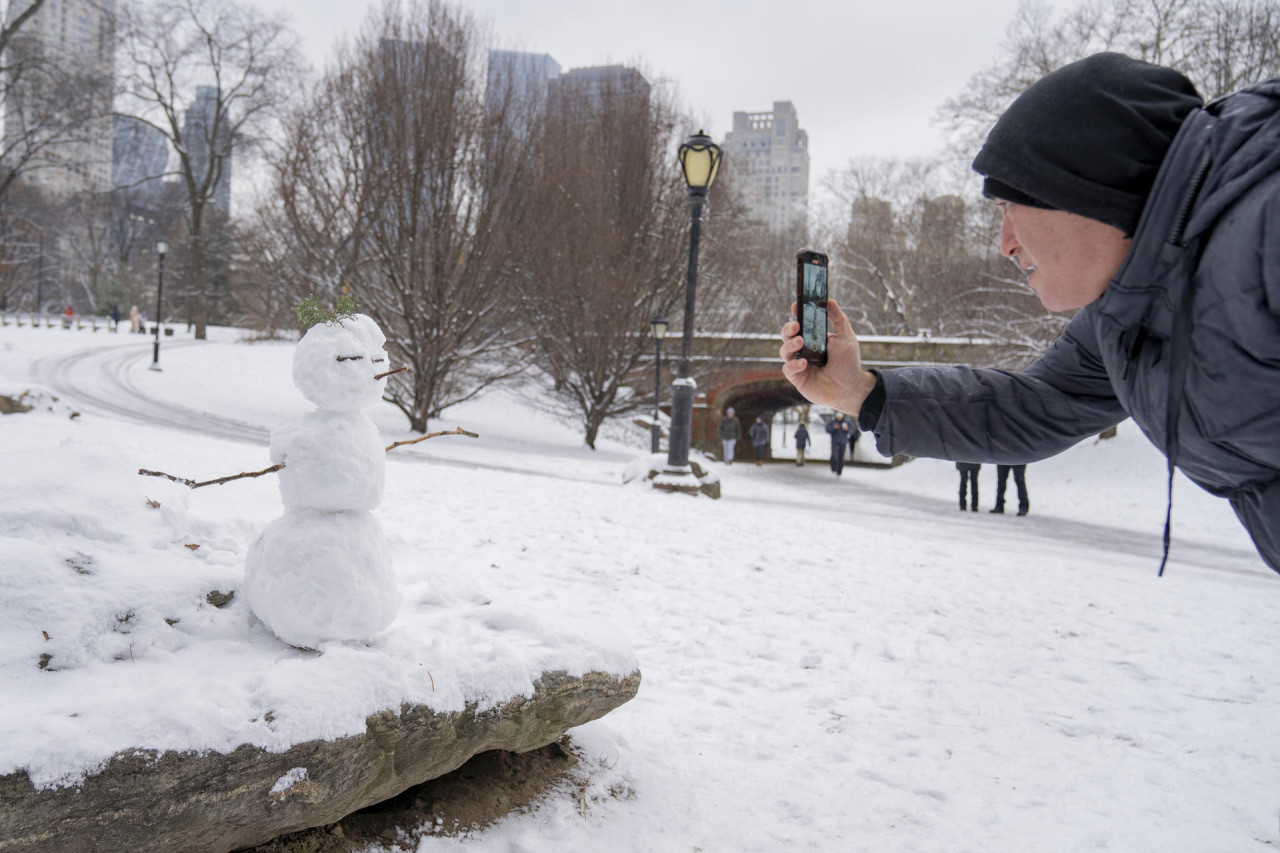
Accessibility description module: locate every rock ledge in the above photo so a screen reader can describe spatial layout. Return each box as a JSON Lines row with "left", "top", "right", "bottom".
{"left": 0, "top": 669, "right": 639, "bottom": 853}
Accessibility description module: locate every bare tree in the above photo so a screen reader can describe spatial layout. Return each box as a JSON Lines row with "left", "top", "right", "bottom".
{"left": 939, "top": 0, "right": 1280, "bottom": 155}
{"left": 815, "top": 154, "right": 1059, "bottom": 359}
{"left": 515, "top": 72, "right": 693, "bottom": 448}
{"left": 116, "top": 0, "right": 303, "bottom": 339}
{"left": 272, "top": 0, "right": 545, "bottom": 433}
{"left": 226, "top": 200, "right": 305, "bottom": 336}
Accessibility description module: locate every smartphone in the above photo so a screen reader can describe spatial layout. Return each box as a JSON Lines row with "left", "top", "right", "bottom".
{"left": 795, "top": 249, "right": 829, "bottom": 365}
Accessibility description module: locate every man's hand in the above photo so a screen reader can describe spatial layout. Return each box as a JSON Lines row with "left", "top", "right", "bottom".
{"left": 778, "top": 298, "right": 878, "bottom": 416}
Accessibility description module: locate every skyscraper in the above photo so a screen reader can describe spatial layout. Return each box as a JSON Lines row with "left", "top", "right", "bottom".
{"left": 2, "top": 0, "right": 116, "bottom": 197}
{"left": 485, "top": 52, "right": 650, "bottom": 135}
{"left": 722, "top": 101, "right": 810, "bottom": 244}
{"left": 112, "top": 115, "right": 168, "bottom": 192}
{"left": 547, "top": 64, "right": 650, "bottom": 109}
{"left": 182, "top": 86, "right": 232, "bottom": 215}
{"left": 486, "top": 50, "right": 560, "bottom": 140}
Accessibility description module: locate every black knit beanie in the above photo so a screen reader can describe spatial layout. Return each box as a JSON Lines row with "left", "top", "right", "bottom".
{"left": 972, "top": 52, "right": 1203, "bottom": 236}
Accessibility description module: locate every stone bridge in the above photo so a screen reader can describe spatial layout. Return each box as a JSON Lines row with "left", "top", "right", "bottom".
{"left": 653, "top": 331, "right": 1004, "bottom": 461}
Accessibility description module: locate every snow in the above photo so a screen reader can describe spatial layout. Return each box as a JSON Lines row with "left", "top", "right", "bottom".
{"left": 2, "top": 321, "right": 1279, "bottom": 851}
{"left": 270, "top": 766, "right": 309, "bottom": 795}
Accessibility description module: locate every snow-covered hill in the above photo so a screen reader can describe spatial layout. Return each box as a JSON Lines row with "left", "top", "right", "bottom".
{"left": 2, "top": 323, "right": 1277, "bottom": 852}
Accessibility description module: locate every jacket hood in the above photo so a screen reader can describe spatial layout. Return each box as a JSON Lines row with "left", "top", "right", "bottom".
{"left": 1184, "top": 77, "right": 1280, "bottom": 240}
{"left": 1102, "top": 76, "right": 1280, "bottom": 329}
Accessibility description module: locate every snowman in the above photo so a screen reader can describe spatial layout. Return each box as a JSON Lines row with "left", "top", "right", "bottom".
{"left": 244, "top": 313, "right": 401, "bottom": 648}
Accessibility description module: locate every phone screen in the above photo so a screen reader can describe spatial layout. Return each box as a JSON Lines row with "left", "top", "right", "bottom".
{"left": 796, "top": 251, "right": 829, "bottom": 364}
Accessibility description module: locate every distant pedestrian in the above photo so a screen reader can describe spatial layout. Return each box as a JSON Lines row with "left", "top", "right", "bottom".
{"left": 718, "top": 407, "right": 742, "bottom": 465}
{"left": 826, "top": 412, "right": 852, "bottom": 476}
{"left": 794, "top": 422, "right": 810, "bottom": 467}
{"left": 956, "top": 462, "right": 980, "bottom": 512}
{"left": 110, "top": 305, "right": 121, "bottom": 332}
{"left": 62, "top": 305, "right": 74, "bottom": 329}
{"left": 128, "top": 305, "right": 140, "bottom": 334}
{"left": 749, "top": 416, "right": 770, "bottom": 466}
{"left": 991, "top": 464, "right": 1030, "bottom": 516}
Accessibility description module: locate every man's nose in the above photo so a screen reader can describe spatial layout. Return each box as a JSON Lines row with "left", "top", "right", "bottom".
{"left": 999, "top": 214, "right": 1019, "bottom": 259}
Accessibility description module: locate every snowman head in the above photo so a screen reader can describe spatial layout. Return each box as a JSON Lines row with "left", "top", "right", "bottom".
{"left": 292, "top": 313, "right": 390, "bottom": 412}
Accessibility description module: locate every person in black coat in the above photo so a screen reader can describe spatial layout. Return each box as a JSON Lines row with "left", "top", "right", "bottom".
{"left": 826, "top": 413, "right": 852, "bottom": 476}
{"left": 794, "top": 422, "right": 810, "bottom": 467}
{"left": 991, "top": 464, "right": 1030, "bottom": 516}
{"left": 749, "top": 416, "right": 770, "bottom": 466}
{"left": 956, "top": 462, "right": 980, "bottom": 511}
{"left": 781, "top": 54, "right": 1280, "bottom": 574}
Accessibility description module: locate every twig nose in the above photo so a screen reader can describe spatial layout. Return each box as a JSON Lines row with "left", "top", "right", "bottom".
{"left": 374, "top": 365, "right": 409, "bottom": 381}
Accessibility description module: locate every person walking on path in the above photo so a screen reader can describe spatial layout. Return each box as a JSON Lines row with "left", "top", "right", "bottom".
{"left": 991, "top": 464, "right": 1030, "bottom": 516}
{"left": 827, "top": 413, "right": 852, "bottom": 476}
{"left": 718, "top": 407, "right": 742, "bottom": 465}
{"left": 795, "top": 422, "right": 810, "bottom": 467}
{"left": 957, "top": 462, "right": 981, "bottom": 511}
{"left": 749, "top": 416, "right": 770, "bottom": 466}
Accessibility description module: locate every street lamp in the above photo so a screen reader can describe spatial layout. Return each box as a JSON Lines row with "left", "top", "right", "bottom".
{"left": 662, "top": 130, "right": 722, "bottom": 485}
{"left": 150, "top": 240, "right": 168, "bottom": 371}
{"left": 649, "top": 314, "right": 668, "bottom": 453}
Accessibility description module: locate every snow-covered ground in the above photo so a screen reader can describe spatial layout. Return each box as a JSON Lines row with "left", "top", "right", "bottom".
{"left": 2, "top": 321, "right": 1278, "bottom": 852}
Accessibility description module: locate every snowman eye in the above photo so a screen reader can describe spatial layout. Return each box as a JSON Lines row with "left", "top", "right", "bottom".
{"left": 336, "top": 355, "right": 364, "bottom": 362}
{"left": 372, "top": 358, "right": 385, "bottom": 364}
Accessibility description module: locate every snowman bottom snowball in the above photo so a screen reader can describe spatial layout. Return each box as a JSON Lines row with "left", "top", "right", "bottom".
{"left": 245, "top": 508, "right": 400, "bottom": 648}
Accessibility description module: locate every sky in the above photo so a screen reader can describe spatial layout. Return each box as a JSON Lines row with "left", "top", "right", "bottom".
{"left": 4, "top": 318, "right": 1279, "bottom": 851}
{"left": 258, "top": 0, "right": 1032, "bottom": 187}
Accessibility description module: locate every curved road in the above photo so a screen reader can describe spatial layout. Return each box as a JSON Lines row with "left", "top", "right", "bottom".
{"left": 32, "top": 340, "right": 270, "bottom": 445}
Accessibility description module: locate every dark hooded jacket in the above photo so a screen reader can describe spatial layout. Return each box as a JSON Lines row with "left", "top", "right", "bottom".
{"left": 866, "top": 76, "right": 1280, "bottom": 573}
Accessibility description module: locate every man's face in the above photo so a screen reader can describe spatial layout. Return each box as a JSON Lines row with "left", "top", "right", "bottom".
{"left": 997, "top": 201, "right": 1132, "bottom": 311}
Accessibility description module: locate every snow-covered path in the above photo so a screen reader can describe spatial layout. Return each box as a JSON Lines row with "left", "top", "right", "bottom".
{"left": 32, "top": 339, "right": 270, "bottom": 444}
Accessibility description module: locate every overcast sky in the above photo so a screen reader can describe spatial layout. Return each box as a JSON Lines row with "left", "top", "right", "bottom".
{"left": 259, "top": 0, "right": 1034, "bottom": 190}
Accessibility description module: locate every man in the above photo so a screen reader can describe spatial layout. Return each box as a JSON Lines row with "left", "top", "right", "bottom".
{"left": 826, "top": 412, "right": 852, "bottom": 477}
{"left": 956, "top": 462, "right": 980, "bottom": 512}
{"left": 749, "top": 415, "right": 770, "bottom": 466}
{"left": 779, "top": 53, "right": 1280, "bottom": 574}
{"left": 992, "top": 464, "right": 1030, "bottom": 516}
{"left": 718, "top": 407, "right": 742, "bottom": 465}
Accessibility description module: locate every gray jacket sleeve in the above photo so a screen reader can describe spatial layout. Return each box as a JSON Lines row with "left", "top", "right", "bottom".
{"left": 871, "top": 309, "right": 1129, "bottom": 463}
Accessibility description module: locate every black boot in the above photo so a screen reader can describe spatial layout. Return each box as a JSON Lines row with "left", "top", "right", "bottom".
{"left": 990, "top": 506, "right": 1004, "bottom": 514}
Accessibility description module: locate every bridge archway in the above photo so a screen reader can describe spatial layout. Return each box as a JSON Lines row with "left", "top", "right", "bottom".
{"left": 699, "top": 370, "right": 809, "bottom": 462}
{"left": 666, "top": 331, "right": 1003, "bottom": 461}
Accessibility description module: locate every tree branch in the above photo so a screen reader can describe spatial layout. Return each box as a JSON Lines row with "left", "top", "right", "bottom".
{"left": 138, "top": 463, "right": 284, "bottom": 488}
{"left": 384, "top": 426, "right": 478, "bottom": 452}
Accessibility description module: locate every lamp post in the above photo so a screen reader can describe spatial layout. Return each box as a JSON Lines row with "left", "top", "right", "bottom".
{"left": 663, "top": 130, "right": 722, "bottom": 483}
{"left": 150, "top": 240, "right": 168, "bottom": 371}
{"left": 649, "top": 314, "right": 668, "bottom": 453}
